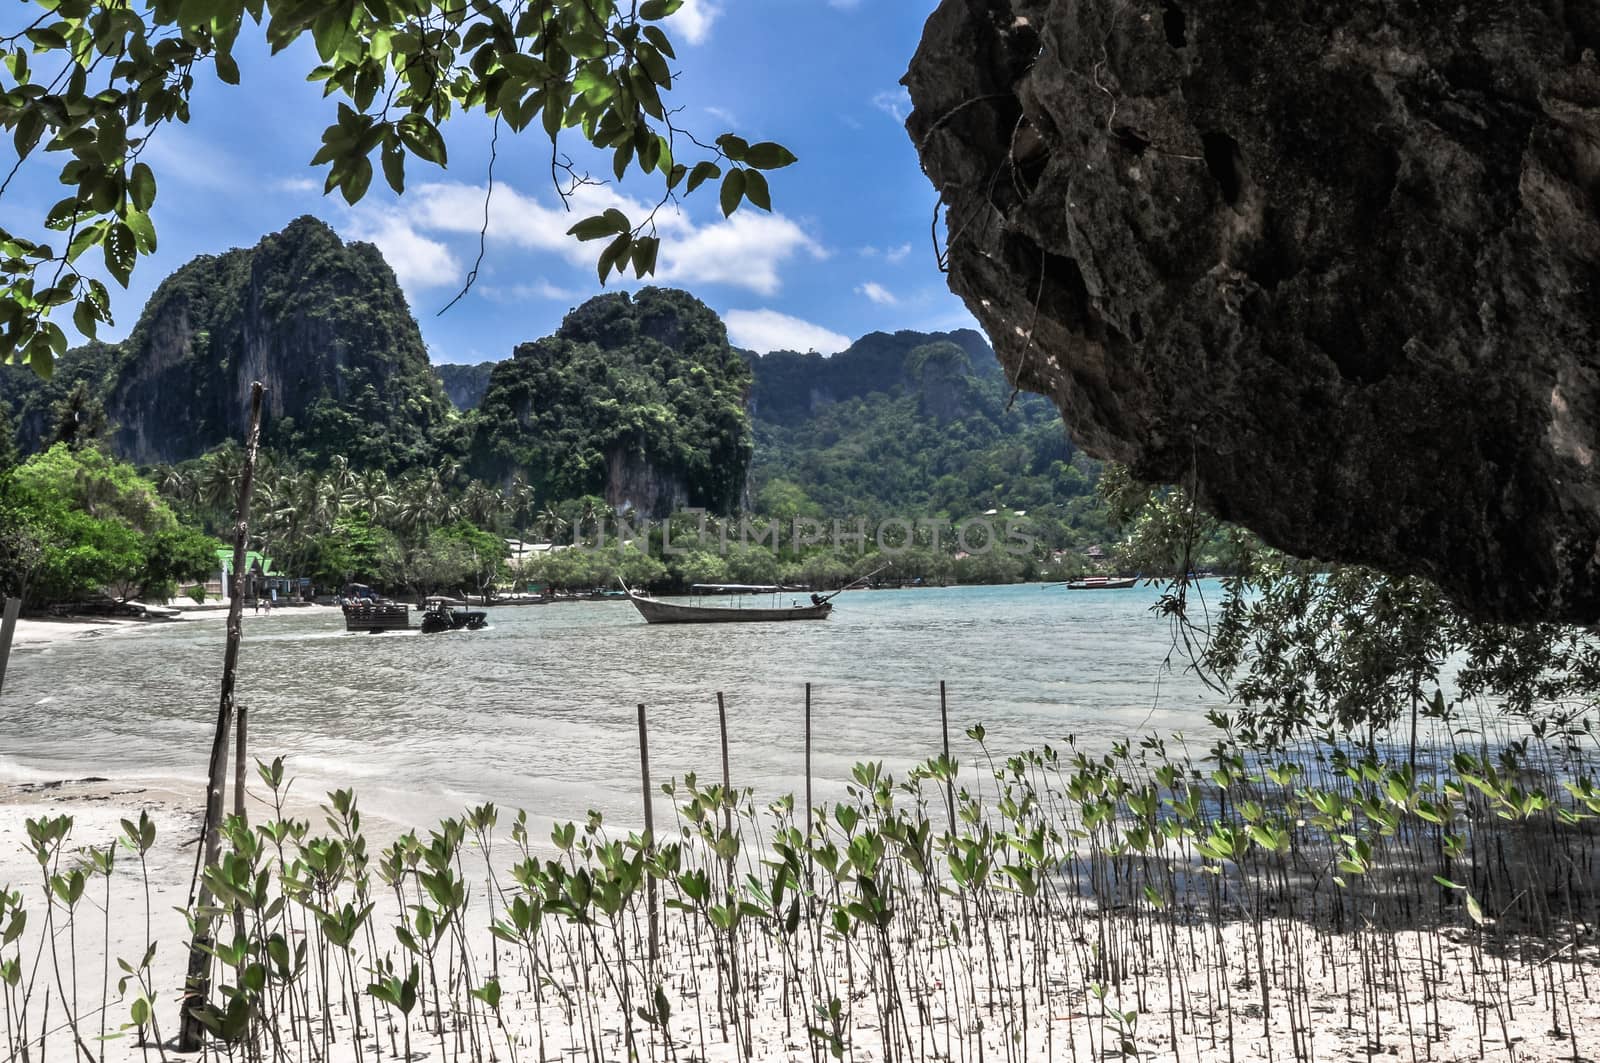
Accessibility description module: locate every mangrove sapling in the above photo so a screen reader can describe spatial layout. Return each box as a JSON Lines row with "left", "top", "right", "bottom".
{"left": 115, "top": 813, "right": 165, "bottom": 1061}
{"left": 1, "top": 887, "right": 26, "bottom": 1061}
{"left": 367, "top": 962, "right": 420, "bottom": 1063}
{"left": 30, "top": 815, "right": 96, "bottom": 1063}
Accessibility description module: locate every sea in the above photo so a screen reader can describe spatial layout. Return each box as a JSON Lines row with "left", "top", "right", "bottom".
{"left": 0, "top": 583, "right": 1228, "bottom": 829}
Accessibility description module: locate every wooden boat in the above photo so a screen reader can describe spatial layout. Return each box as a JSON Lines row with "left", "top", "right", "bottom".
{"left": 342, "top": 599, "right": 411, "bottom": 631}
{"left": 1063, "top": 576, "right": 1140, "bottom": 590}
{"left": 341, "top": 583, "right": 411, "bottom": 632}
{"left": 420, "top": 596, "right": 488, "bottom": 634}
{"left": 626, "top": 583, "right": 833, "bottom": 624}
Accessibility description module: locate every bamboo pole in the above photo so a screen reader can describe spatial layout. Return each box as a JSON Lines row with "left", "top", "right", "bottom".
{"left": 637, "top": 702, "right": 659, "bottom": 963}
{"left": 179, "top": 382, "right": 265, "bottom": 1052}
{"left": 0, "top": 596, "right": 20, "bottom": 697}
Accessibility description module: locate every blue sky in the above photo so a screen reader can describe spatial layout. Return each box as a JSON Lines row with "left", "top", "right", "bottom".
{"left": 5, "top": 1, "right": 979, "bottom": 365}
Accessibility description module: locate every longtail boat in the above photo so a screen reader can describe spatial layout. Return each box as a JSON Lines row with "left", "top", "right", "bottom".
{"left": 1063, "top": 576, "right": 1139, "bottom": 590}
{"left": 625, "top": 583, "right": 833, "bottom": 624}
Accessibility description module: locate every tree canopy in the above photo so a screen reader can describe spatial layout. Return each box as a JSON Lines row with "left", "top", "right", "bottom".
{"left": 1, "top": 0, "right": 793, "bottom": 375}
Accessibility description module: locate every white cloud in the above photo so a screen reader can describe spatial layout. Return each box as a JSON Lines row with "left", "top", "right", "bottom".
{"left": 344, "top": 213, "right": 463, "bottom": 291}
{"left": 479, "top": 280, "right": 586, "bottom": 303}
{"left": 672, "top": 0, "right": 720, "bottom": 44}
{"left": 347, "top": 179, "right": 823, "bottom": 297}
{"left": 856, "top": 281, "right": 897, "bottom": 306}
{"left": 273, "top": 175, "right": 320, "bottom": 194}
{"left": 872, "top": 87, "right": 911, "bottom": 123}
{"left": 859, "top": 242, "right": 913, "bottom": 263}
{"left": 704, "top": 105, "right": 738, "bottom": 126}
{"left": 658, "top": 212, "right": 827, "bottom": 296}
{"left": 726, "top": 309, "right": 850, "bottom": 355}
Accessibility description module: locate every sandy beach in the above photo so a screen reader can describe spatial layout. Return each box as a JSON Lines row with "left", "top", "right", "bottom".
{"left": 5, "top": 603, "right": 342, "bottom": 649}
{"left": 3, "top": 769, "right": 1598, "bottom": 1063}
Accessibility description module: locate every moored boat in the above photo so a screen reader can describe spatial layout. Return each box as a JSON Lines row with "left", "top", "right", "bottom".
{"left": 625, "top": 583, "right": 833, "bottom": 624}
{"left": 1063, "top": 576, "right": 1140, "bottom": 590}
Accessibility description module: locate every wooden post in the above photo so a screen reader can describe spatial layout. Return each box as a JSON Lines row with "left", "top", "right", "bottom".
{"left": 179, "top": 382, "right": 265, "bottom": 1052}
{"left": 637, "top": 702, "right": 659, "bottom": 963}
{"left": 0, "top": 596, "right": 20, "bottom": 697}
{"left": 804, "top": 682, "right": 813, "bottom": 842}
{"left": 717, "top": 693, "right": 734, "bottom": 852}
{"left": 234, "top": 703, "right": 248, "bottom": 825}
{"left": 939, "top": 680, "right": 956, "bottom": 830}
{"left": 943, "top": 680, "right": 971, "bottom": 942}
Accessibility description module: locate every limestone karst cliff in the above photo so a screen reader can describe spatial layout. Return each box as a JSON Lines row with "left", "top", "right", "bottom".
{"left": 906, "top": 0, "right": 1600, "bottom": 621}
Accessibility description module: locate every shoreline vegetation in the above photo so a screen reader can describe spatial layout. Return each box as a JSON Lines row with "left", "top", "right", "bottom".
{"left": 4, "top": 698, "right": 1599, "bottom": 1063}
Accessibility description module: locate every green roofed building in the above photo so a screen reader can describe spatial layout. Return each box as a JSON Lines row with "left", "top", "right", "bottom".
{"left": 213, "top": 549, "right": 306, "bottom": 603}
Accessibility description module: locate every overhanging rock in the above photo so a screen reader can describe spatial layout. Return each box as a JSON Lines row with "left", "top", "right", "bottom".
{"left": 905, "top": 0, "right": 1600, "bottom": 622}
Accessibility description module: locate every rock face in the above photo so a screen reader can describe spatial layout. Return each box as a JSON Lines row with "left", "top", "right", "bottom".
{"left": 744, "top": 328, "right": 999, "bottom": 425}
{"left": 905, "top": 0, "right": 1600, "bottom": 621}
{"left": 436, "top": 361, "right": 497, "bottom": 411}
{"left": 106, "top": 216, "right": 448, "bottom": 468}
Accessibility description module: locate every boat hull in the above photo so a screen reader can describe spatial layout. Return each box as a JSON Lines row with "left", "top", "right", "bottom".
{"left": 628, "top": 592, "right": 832, "bottom": 624}
{"left": 342, "top": 603, "right": 411, "bottom": 632}
{"left": 1064, "top": 577, "right": 1139, "bottom": 590}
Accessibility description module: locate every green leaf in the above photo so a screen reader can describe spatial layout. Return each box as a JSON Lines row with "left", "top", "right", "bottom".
{"left": 598, "top": 232, "right": 631, "bottom": 283}
{"left": 743, "top": 168, "right": 771, "bottom": 211}
{"left": 638, "top": 0, "right": 683, "bottom": 19}
{"left": 744, "top": 141, "right": 797, "bottom": 169}
{"left": 719, "top": 168, "right": 746, "bottom": 217}
{"left": 568, "top": 214, "right": 625, "bottom": 241}
{"left": 381, "top": 142, "right": 405, "bottom": 194}
{"left": 685, "top": 161, "right": 719, "bottom": 194}
{"left": 128, "top": 162, "right": 155, "bottom": 212}
{"left": 72, "top": 298, "right": 98, "bottom": 340}
{"left": 1465, "top": 892, "right": 1485, "bottom": 925}
{"left": 398, "top": 115, "right": 447, "bottom": 166}
{"left": 215, "top": 51, "right": 240, "bottom": 85}
{"left": 125, "top": 210, "right": 156, "bottom": 254}
{"left": 340, "top": 157, "right": 373, "bottom": 205}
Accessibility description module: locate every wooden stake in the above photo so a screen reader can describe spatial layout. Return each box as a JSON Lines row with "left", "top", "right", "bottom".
{"left": 234, "top": 703, "right": 247, "bottom": 826}
{"left": 179, "top": 382, "right": 265, "bottom": 1052}
{"left": 717, "top": 692, "right": 733, "bottom": 858}
{"left": 0, "top": 596, "right": 20, "bottom": 697}
{"left": 804, "top": 682, "right": 813, "bottom": 841}
{"left": 637, "top": 702, "right": 659, "bottom": 963}
{"left": 940, "top": 680, "right": 956, "bottom": 829}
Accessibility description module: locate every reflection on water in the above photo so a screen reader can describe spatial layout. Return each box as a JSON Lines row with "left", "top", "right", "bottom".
{"left": 1, "top": 584, "right": 1224, "bottom": 826}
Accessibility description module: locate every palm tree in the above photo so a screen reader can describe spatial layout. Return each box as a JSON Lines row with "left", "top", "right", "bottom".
{"left": 462, "top": 480, "right": 507, "bottom": 530}
{"left": 535, "top": 503, "right": 568, "bottom": 544}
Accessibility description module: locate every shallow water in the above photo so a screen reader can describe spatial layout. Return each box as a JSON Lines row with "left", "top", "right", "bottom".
{"left": 1, "top": 583, "right": 1225, "bottom": 826}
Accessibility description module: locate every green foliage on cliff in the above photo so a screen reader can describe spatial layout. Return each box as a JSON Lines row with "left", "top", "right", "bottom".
{"left": 746, "top": 334, "right": 1112, "bottom": 550}
{"left": 468, "top": 289, "right": 753, "bottom": 515}
{"left": 1, "top": 219, "right": 451, "bottom": 471}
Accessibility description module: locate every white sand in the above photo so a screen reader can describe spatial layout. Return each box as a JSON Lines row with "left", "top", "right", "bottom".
{"left": 3, "top": 776, "right": 1598, "bottom": 1063}
{"left": 5, "top": 604, "right": 341, "bottom": 649}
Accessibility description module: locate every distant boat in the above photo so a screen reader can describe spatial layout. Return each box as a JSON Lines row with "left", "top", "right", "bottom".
{"left": 625, "top": 583, "right": 834, "bottom": 624}
{"left": 1063, "top": 576, "right": 1140, "bottom": 590}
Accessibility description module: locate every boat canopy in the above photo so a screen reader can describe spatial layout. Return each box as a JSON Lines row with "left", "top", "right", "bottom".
{"left": 690, "top": 583, "right": 782, "bottom": 593}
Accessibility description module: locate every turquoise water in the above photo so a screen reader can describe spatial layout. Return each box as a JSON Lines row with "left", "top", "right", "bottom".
{"left": 1, "top": 583, "right": 1225, "bottom": 826}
